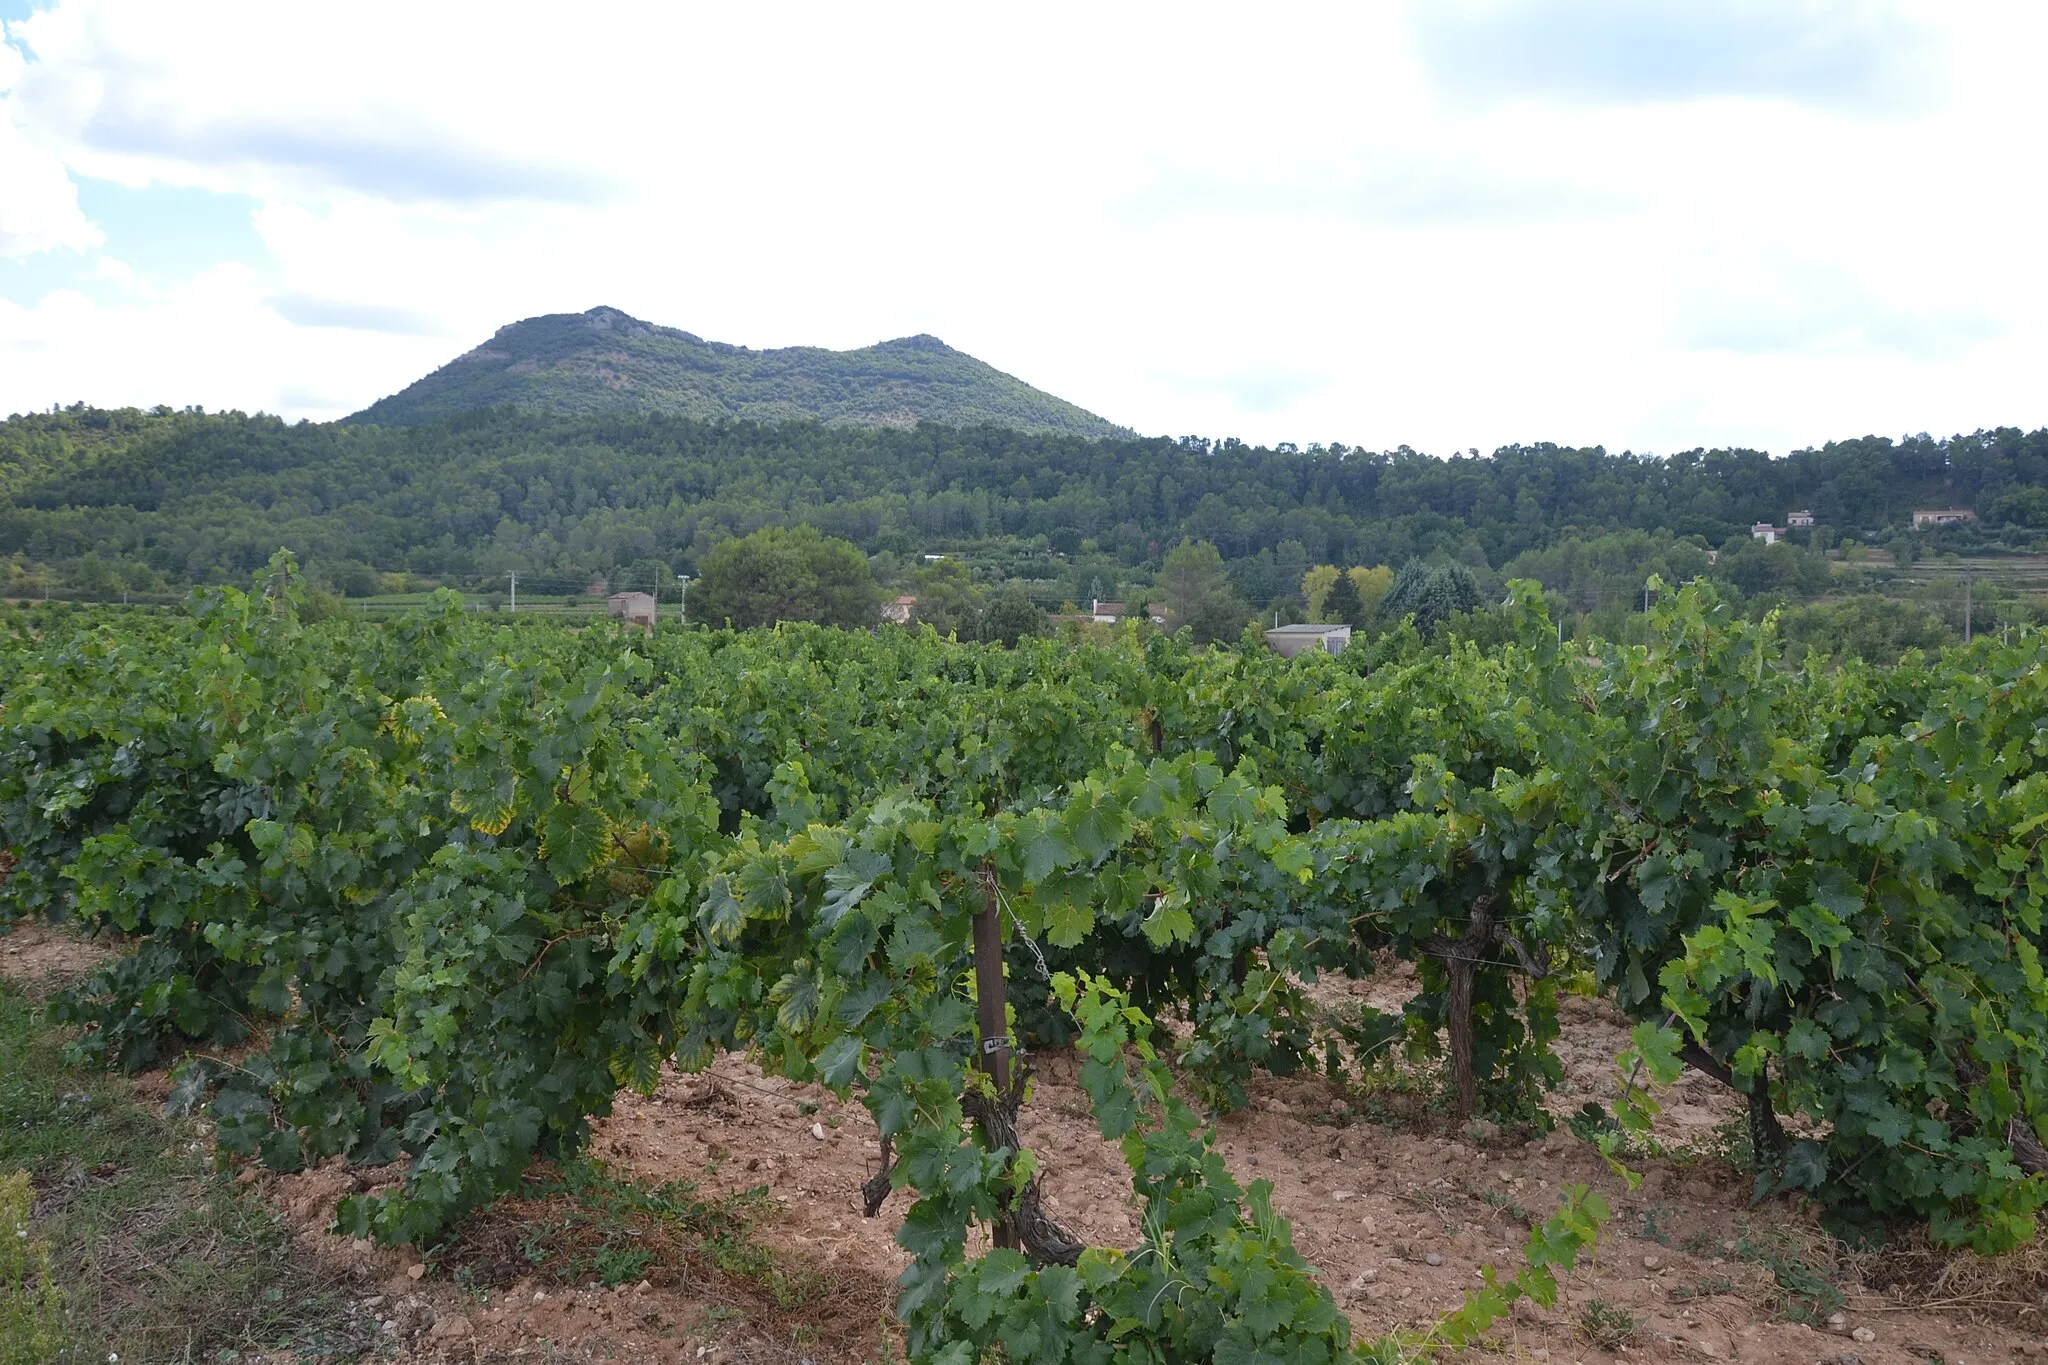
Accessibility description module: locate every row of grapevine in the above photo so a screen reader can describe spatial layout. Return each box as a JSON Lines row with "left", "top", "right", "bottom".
{"left": 3, "top": 558, "right": 2046, "bottom": 1359}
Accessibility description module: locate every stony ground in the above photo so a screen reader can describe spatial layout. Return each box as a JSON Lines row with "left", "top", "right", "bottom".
{"left": 7, "top": 921, "right": 2045, "bottom": 1365}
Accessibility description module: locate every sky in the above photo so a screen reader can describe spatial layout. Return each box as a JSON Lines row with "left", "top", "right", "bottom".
{"left": 1, "top": 0, "right": 2043, "bottom": 456}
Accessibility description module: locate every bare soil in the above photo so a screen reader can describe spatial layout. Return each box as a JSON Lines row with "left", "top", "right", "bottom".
{"left": 7, "top": 927, "right": 2045, "bottom": 1365}
{"left": 0, "top": 916, "right": 116, "bottom": 986}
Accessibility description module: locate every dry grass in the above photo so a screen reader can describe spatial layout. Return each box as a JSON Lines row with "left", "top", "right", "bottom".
{"left": 0, "top": 977, "right": 373, "bottom": 1362}
{"left": 434, "top": 1161, "right": 896, "bottom": 1365}
{"left": 1857, "top": 1226, "right": 2048, "bottom": 1326}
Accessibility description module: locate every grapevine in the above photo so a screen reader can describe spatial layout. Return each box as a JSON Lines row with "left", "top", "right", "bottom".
{"left": 4, "top": 554, "right": 2048, "bottom": 1362}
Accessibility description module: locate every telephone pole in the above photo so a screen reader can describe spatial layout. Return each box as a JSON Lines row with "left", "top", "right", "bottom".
{"left": 506, "top": 570, "right": 517, "bottom": 613}
{"left": 1964, "top": 574, "right": 1972, "bottom": 644}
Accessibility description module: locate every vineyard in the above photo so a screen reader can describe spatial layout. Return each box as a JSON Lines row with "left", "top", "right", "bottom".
{"left": 4, "top": 554, "right": 2048, "bottom": 1362}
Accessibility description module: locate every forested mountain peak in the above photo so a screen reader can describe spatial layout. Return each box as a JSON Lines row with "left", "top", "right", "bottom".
{"left": 347, "top": 306, "right": 1124, "bottom": 438}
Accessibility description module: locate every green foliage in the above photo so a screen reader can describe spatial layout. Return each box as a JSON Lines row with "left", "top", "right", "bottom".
{"left": 1982, "top": 485, "right": 2048, "bottom": 529}
{"left": 984, "top": 587, "right": 1050, "bottom": 647}
{"left": 1156, "top": 539, "right": 1248, "bottom": 645}
{"left": 15, "top": 408, "right": 2047, "bottom": 649}
{"left": 1323, "top": 569, "right": 1363, "bottom": 627}
{"left": 908, "top": 559, "right": 988, "bottom": 640}
{"left": 1349, "top": 565, "right": 1394, "bottom": 621}
{"left": 350, "top": 307, "right": 1125, "bottom": 437}
{"left": 5, "top": 553, "right": 2048, "bottom": 1365}
{"left": 903, "top": 973, "right": 1610, "bottom": 1365}
{"left": 1380, "top": 560, "right": 1483, "bottom": 638}
{"left": 1500, "top": 530, "right": 1710, "bottom": 617}
{"left": 1563, "top": 583, "right": 2048, "bottom": 1249}
{"left": 1779, "top": 594, "right": 1953, "bottom": 665}
{"left": 693, "top": 524, "right": 881, "bottom": 629}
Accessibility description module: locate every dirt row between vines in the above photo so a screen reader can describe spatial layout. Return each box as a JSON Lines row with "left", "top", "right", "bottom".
{"left": 6, "top": 922, "right": 2045, "bottom": 1365}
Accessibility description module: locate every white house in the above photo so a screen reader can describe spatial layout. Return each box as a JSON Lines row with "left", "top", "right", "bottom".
{"left": 1751, "top": 522, "right": 1784, "bottom": 544}
{"left": 1787, "top": 510, "right": 1815, "bottom": 529}
{"left": 881, "top": 595, "right": 917, "bottom": 625}
{"left": 1912, "top": 508, "right": 1977, "bottom": 530}
{"left": 1263, "top": 623, "right": 1351, "bottom": 657}
{"left": 1090, "top": 598, "right": 1127, "bottom": 624}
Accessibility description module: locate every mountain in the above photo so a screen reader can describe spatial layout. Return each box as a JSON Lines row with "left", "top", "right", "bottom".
{"left": 348, "top": 306, "right": 1126, "bottom": 438}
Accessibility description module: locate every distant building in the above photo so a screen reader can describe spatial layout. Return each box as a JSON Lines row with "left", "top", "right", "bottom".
{"left": 1090, "top": 598, "right": 1126, "bottom": 624}
{"left": 1786, "top": 510, "right": 1815, "bottom": 529}
{"left": 1751, "top": 522, "right": 1785, "bottom": 544}
{"left": 1912, "top": 508, "right": 1977, "bottom": 530}
{"left": 1263, "top": 623, "right": 1352, "bottom": 658}
{"left": 606, "top": 591, "right": 657, "bottom": 630}
{"left": 881, "top": 595, "right": 917, "bottom": 624}
{"left": 584, "top": 577, "right": 610, "bottom": 596}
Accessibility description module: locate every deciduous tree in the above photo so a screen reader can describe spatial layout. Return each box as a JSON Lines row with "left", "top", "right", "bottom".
{"left": 693, "top": 525, "right": 880, "bottom": 629}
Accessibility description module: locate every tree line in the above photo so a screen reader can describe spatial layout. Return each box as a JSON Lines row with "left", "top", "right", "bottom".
{"left": 2, "top": 405, "right": 2042, "bottom": 649}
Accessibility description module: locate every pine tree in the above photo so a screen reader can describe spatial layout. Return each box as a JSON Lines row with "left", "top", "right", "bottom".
{"left": 1323, "top": 567, "right": 1363, "bottom": 625}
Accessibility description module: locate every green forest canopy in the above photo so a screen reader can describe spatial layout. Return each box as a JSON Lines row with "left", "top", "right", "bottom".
{"left": 2, "top": 403, "right": 2045, "bottom": 631}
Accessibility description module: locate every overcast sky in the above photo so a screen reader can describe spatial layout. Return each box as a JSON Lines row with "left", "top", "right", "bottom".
{"left": 2, "top": 1, "right": 2042, "bottom": 455}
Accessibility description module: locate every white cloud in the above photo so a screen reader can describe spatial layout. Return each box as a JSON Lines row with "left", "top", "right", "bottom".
{"left": 0, "top": 33, "right": 98, "bottom": 257}
{"left": 0, "top": 0, "right": 2042, "bottom": 452}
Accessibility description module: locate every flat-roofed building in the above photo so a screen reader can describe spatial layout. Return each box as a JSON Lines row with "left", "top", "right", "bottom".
{"left": 1912, "top": 508, "right": 1977, "bottom": 530}
{"left": 1263, "top": 623, "right": 1352, "bottom": 657}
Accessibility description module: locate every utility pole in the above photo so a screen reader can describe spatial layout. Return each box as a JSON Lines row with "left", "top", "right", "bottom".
{"left": 1964, "top": 574, "right": 1972, "bottom": 644}
{"left": 506, "top": 570, "right": 517, "bottom": 613}
{"left": 677, "top": 573, "right": 690, "bottom": 629}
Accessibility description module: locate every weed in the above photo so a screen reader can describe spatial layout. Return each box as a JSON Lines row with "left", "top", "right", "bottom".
{"left": 1728, "top": 1223, "right": 1847, "bottom": 1325}
{"left": 1668, "top": 1274, "right": 1736, "bottom": 1302}
{"left": 1691, "top": 1114, "right": 1757, "bottom": 1175}
{"left": 1637, "top": 1202, "right": 1675, "bottom": 1245}
{"left": 470, "top": 1159, "right": 776, "bottom": 1290}
{"left": 1479, "top": 1188, "right": 1535, "bottom": 1226}
{"left": 1328, "top": 1032, "right": 1452, "bottom": 1131}
{"left": 1, "top": 1170, "right": 70, "bottom": 1362}
{"left": 1679, "top": 1227, "right": 1725, "bottom": 1257}
{"left": 436, "top": 1158, "right": 853, "bottom": 1326}
{"left": 1577, "top": 1298, "right": 1643, "bottom": 1349}
{"left": 1397, "top": 1182, "right": 1460, "bottom": 1234}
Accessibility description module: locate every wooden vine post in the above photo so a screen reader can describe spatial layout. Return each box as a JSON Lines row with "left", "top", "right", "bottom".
{"left": 972, "top": 860, "right": 1021, "bottom": 1250}
{"left": 866, "top": 863, "right": 1083, "bottom": 1263}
